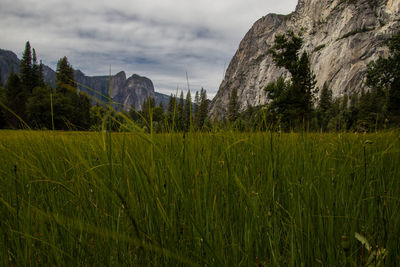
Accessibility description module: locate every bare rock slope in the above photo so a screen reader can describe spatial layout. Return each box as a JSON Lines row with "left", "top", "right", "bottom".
{"left": 210, "top": 0, "right": 400, "bottom": 117}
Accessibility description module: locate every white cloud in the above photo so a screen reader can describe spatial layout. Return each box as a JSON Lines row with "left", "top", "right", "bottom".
{"left": 0, "top": 0, "right": 298, "bottom": 98}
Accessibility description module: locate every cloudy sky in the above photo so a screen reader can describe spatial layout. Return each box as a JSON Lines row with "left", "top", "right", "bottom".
{"left": 0, "top": 0, "right": 297, "bottom": 98}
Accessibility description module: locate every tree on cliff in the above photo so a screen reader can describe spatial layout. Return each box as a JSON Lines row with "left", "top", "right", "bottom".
{"left": 265, "top": 31, "right": 317, "bottom": 130}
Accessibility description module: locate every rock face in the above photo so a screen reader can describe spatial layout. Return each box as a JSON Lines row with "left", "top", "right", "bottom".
{"left": 210, "top": 0, "right": 400, "bottom": 118}
{"left": 0, "top": 49, "right": 20, "bottom": 85}
{"left": 74, "top": 70, "right": 156, "bottom": 110}
{"left": 0, "top": 49, "right": 166, "bottom": 110}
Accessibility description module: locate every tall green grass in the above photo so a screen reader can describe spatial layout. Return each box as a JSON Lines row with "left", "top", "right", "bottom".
{"left": 0, "top": 130, "right": 399, "bottom": 266}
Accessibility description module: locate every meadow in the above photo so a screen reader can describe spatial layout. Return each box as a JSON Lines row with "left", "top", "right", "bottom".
{"left": 0, "top": 130, "right": 399, "bottom": 266}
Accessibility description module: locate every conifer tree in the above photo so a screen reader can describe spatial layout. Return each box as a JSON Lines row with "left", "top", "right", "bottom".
{"left": 31, "top": 48, "right": 40, "bottom": 89}
{"left": 367, "top": 31, "right": 400, "bottom": 126}
{"left": 166, "top": 94, "right": 176, "bottom": 129}
{"left": 4, "top": 70, "right": 23, "bottom": 128}
{"left": 53, "top": 57, "right": 78, "bottom": 129}
{"left": 177, "top": 91, "right": 184, "bottom": 131}
{"left": 194, "top": 90, "right": 200, "bottom": 111}
{"left": 317, "top": 82, "right": 333, "bottom": 131}
{"left": 184, "top": 90, "right": 192, "bottom": 131}
{"left": 38, "top": 60, "right": 45, "bottom": 87}
{"left": 228, "top": 87, "right": 239, "bottom": 123}
{"left": 266, "top": 31, "right": 317, "bottom": 130}
{"left": 20, "top": 41, "right": 33, "bottom": 93}
{"left": 26, "top": 85, "right": 52, "bottom": 129}
{"left": 56, "top": 56, "right": 76, "bottom": 94}
{"left": 196, "top": 88, "right": 209, "bottom": 129}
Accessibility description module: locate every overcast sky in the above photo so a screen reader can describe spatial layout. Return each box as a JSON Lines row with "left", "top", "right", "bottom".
{"left": 0, "top": 0, "right": 297, "bottom": 98}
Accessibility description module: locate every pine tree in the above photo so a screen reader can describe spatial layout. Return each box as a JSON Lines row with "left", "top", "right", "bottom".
{"left": 53, "top": 56, "right": 78, "bottom": 129}
{"left": 72, "top": 92, "right": 92, "bottom": 130}
{"left": 38, "top": 60, "right": 45, "bottom": 87}
{"left": 194, "top": 90, "right": 200, "bottom": 114}
{"left": 196, "top": 88, "right": 209, "bottom": 129}
{"left": 31, "top": 48, "right": 40, "bottom": 89}
{"left": 266, "top": 31, "right": 318, "bottom": 130}
{"left": 317, "top": 82, "right": 333, "bottom": 131}
{"left": 20, "top": 41, "right": 33, "bottom": 93}
{"left": 184, "top": 90, "right": 192, "bottom": 131}
{"left": 56, "top": 56, "right": 76, "bottom": 95}
{"left": 26, "top": 85, "right": 52, "bottom": 129}
{"left": 4, "top": 70, "right": 23, "bottom": 128}
{"left": 296, "top": 52, "right": 317, "bottom": 121}
{"left": 228, "top": 87, "right": 239, "bottom": 123}
{"left": 166, "top": 94, "right": 176, "bottom": 129}
{"left": 141, "top": 96, "right": 156, "bottom": 125}
{"left": 177, "top": 91, "right": 184, "bottom": 131}
{"left": 367, "top": 31, "right": 400, "bottom": 126}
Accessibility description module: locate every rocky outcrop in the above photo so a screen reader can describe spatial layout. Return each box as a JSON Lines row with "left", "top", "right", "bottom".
{"left": 210, "top": 0, "right": 400, "bottom": 118}
{"left": 0, "top": 49, "right": 20, "bottom": 85}
{"left": 0, "top": 49, "right": 167, "bottom": 110}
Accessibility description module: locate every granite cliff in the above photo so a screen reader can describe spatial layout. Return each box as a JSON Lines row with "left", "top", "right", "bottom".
{"left": 74, "top": 70, "right": 156, "bottom": 110}
{"left": 210, "top": 0, "right": 400, "bottom": 118}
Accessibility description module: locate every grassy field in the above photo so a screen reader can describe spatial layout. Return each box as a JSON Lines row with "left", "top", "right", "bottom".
{"left": 0, "top": 130, "right": 399, "bottom": 266}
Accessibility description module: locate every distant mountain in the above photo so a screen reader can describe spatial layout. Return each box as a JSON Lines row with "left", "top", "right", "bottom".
{"left": 0, "top": 49, "right": 168, "bottom": 110}
{"left": 0, "top": 49, "right": 20, "bottom": 85}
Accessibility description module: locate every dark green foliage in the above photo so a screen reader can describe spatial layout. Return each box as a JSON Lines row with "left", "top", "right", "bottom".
{"left": 90, "top": 105, "right": 107, "bottom": 130}
{"left": 52, "top": 56, "right": 91, "bottom": 130}
{"left": 264, "top": 77, "right": 291, "bottom": 128}
{"left": 26, "top": 85, "right": 52, "bottom": 129}
{"left": 194, "top": 90, "right": 200, "bottom": 114}
{"left": 269, "top": 30, "right": 303, "bottom": 75}
{"left": 31, "top": 48, "right": 40, "bottom": 89}
{"left": 138, "top": 96, "right": 165, "bottom": 132}
{"left": 184, "top": 90, "right": 192, "bottom": 132}
{"left": 317, "top": 83, "right": 334, "bottom": 131}
{"left": 4, "top": 70, "right": 24, "bottom": 128}
{"left": 313, "top": 44, "right": 326, "bottom": 52}
{"left": 73, "top": 92, "right": 92, "bottom": 130}
{"left": 367, "top": 31, "right": 400, "bottom": 126}
{"left": 19, "top": 41, "right": 33, "bottom": 93}
{"left": 55, "top": 56, "right": 76, "bottom": 94}
{"left": 338, "top": 26, "right": 374, "bottom": 40}
{"left": 166, "top": 94, "right": 177, "bottom": 129}
{"left": 265, "top": 31, "right": 318, "bottom": 130}
{"left": 0, "top": 84, "right": 5, "bottom": 128}
{"left": 196, "top": 88, "right": 209, "bottom": 130}
{"left": 228, "top": 87, "right": 239, "bottom": 123}
{"left": 141, "top": 96, "right": 156, "bottom": 125}
{"left": 177, "top": 91, "right": 184, "bottom": 130}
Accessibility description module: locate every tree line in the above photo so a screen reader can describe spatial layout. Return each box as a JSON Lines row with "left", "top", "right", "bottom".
{"left": 0, "top": 31, "right": 398, "bottom": 132}
{"left": 224, "top": 30, "right": 400, "bottom": 132}
{"left": 0, "top": 41, "right": 212, "bottom": 132}
{"left": 0, "top": 42, "right": 91, "bottom": 130}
